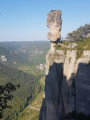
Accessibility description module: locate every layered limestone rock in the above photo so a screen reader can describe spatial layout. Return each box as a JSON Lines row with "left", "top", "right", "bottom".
{"left": 39, "top": 10, "right": 90, "bottom": 120}
{"left": 62, "top": 50, "right": 90, "bottom": 115}
{"left": 74, "top": 51, "right": 90, "bottom": 115}
{"left": 39, "top": 49, "right": 90, "bottom": 120}
{"left": 47, "top": 10, "right": 62, "bottom": 50}
{"left": 39, "top": 50, "right": 64, "bottom": 120}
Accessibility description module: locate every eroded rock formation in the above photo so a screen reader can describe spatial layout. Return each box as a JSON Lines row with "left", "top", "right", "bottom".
{"left": 47, "top": 10, "right": 62, "bottom": 50}
{"left": 39, "top": 10, "right": 90, "bottom": 120}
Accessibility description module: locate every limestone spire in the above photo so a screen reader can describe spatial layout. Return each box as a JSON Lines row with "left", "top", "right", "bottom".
{"left": 47, "top": 10, "right": 62, "bottom": 50}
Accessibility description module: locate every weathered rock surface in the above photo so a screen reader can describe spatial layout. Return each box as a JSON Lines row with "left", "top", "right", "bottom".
{"left": 39, "top": 50, "right": 90, "bottom": 120}
{"left": 39, "top": 10, "right": 90, "bottom": 120}
{"left": 47, "top": 10, "right": 62, "bottom": 50}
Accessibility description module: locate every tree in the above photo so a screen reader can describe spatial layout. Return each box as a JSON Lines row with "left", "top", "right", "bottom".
{"left": 0, "top": 82, "right": 20, "bottom": 119}
{"left": 66, "top": 23, "right": 90, "bottom": 41}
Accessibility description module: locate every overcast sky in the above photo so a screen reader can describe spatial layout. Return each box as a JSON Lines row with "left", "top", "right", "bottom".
{"left": 0, "top": 0, "right": 90, "bottom": 42}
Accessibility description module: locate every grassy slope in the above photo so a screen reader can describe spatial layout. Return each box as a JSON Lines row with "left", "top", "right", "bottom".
{"left": 18, "top": 92, "right": 43, "bottom": 120}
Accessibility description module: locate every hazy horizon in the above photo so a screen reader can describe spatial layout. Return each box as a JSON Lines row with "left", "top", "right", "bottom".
{"left": 0, "top": 40, "right": 49, "bottom": 42}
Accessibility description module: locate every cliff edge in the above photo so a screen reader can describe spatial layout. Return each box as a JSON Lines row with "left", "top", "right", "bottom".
{"left": 39, "top": 10, "right": 90, "bottom": 120}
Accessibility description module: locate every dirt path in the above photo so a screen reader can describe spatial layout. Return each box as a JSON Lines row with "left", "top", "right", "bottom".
{"left": 28, "top": 105, "right": 40, "bottom": 111}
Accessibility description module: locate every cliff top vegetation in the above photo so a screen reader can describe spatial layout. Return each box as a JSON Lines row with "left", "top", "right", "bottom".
{"left": 55, "top": 37, "right": 90, "bottom": 59}
{"left": 66, "top": 23, "right": 90, "bottom": 41}
{"left": 55, "top": 37, "right": 90, "bottom": 50}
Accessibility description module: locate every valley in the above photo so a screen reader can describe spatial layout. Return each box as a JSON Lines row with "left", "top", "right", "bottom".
{"left": 0, "top": 41, "right": 49, "bottom": 120}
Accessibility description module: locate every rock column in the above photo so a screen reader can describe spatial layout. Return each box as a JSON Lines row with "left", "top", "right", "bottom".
{"left": 39, "top": 10, "right": 62, "bottom": 120}
{"left": 47, "top": 10, "right": 62, "bottom": 51}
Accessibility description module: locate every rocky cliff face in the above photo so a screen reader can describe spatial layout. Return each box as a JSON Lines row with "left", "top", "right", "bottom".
{"left": 39, "top": 10, "right": 90, "bottom": 120}
{"left": 40, "top": 49, "right": 90, "bottom": 120}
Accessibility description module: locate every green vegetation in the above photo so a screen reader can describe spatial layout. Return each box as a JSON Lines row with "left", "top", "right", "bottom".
{"left": 18, "top": 108, "right": 39, "bottom": 120}
{"left": 0, "top": 46, "right": 29, "bottom": 67}
{"left": 69, "top": 57, "right": 71, "bottom": 63}
{"left": 0, "top": 41, "right": 48, "bottom": 120}
{"left": 55, "top": 44, "right": 62, "bottom": 49}
{"left": 0, "top": 83, "right": 19, "bottom": 119}
{"left": 30, "top": 92, "right": 43, "bottom": 109}
{"left": 66, "top": 23, "right": 90, "bottom": 41}
{"left": 0, "top": 46, "right": 10, "bottom": 55}
{"left": 50, "top": 10, "right": 56, "bottom": 12}
{"left": 0, "top": 63, "right": 43, "bottom": 120}
{"left": 0, "top": 41, "right": 49, "bottom": 67}
{"left": 0, "top": 41, "right": 49, "bottom": 72}
{"left": 18, "top": 92, "right": 43, "bottom": 120}
{"left": 55, "top": 38, "right": 90, "bottom": 59}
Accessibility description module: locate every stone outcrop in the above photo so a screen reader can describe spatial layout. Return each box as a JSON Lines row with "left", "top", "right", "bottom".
{"left": 47, "top": 10, "right": 62, "bottom": 50}
{"left": 62, "top": 50, "right": 90, "bottom": 115}
{"left": 39, "top": 10, "right": 90, "bottom": 120}
{"left": 40, "top": 49, "right": 90, "bottom": 120}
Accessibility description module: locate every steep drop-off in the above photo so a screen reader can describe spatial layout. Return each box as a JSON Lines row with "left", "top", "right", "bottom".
{"left": 39, "top": 10, "right": 90, "bottom": 120}
{"left": 39, "top": 47, "right": 90, "bottom": 120}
